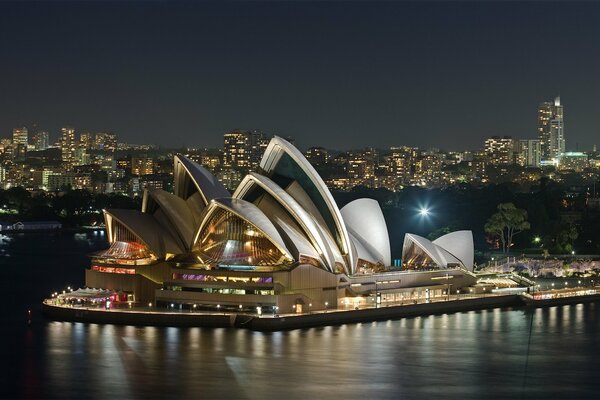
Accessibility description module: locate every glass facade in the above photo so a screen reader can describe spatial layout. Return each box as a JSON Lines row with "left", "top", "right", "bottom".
{"left": 401, "top": 241, "right": 439, "bottom": 270}
{"left": 194, "top": 207, "right": 292, "bottom": 267}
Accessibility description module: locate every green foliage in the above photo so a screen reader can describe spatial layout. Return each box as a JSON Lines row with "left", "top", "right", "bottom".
{"left": 427, "top": 226, "right": 452, "bottom": 241}
{"left": 484, "top": 203, "right": 530, "bottom": 253}
{"left": 0, "top": 188, "right": 140, "bottom": 227}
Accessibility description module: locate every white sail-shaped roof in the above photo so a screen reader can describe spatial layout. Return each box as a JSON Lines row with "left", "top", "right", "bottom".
{"left": 233, "top": 172, "right": 343, "bottom": 273}
{"left": 433, "top": 230, "right": 474, "bottom": 271}
{"left": 259, "top": 136, "right": 354, "bottom": 272}
{"left": 142, "top": 189, "right": 198, "bottom": 251}
{"left": 192, "top": 198, "right": 293, "bottom": 262}
{"left": 173, "top": 155, "right": 230, "bottom": 211}
{"left": 104, "top": 209, "right": 184, "bottom": 258}
{"left": 341, "top": 198, "right": 391, "bottom": 267}
{"left": 402, "top": 233, "right": 463, "bottom": 269}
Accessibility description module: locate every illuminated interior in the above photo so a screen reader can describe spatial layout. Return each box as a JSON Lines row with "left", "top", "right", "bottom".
{"left": 194, "top": 207, "right": 293, "bottom": 267}
{"left": 401, "top": 241, "right": 439, "bottom": 270}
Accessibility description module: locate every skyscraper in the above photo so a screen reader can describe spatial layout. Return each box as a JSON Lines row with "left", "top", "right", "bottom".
{"left": 538, "top": 96, "right": 565, "bottom": 160}
{"left": 60, "top": 127, "right": 77, "bottom": 165}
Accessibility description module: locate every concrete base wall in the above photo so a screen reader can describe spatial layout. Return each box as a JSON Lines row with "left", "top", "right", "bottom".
{"left": 85, "top": 270, "right": 160, "bottom": 303}
{"left": 43, "top": 295, "right": 524, "bottom": 331}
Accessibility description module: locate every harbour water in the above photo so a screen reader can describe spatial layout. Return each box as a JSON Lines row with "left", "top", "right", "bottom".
{"left": 3, "top": 232, "right": 600, "bottom": 399}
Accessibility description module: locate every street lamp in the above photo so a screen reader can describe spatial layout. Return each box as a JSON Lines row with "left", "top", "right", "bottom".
{"left": 419, "top": 207, "right": 430, "bottom": 217}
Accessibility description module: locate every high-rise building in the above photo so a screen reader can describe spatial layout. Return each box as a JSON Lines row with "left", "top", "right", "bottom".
{"left": 79, "top": 132, "right": 95, "bottom": 150}
{"left": 223, "top": 130, "right": 250, "bottom": 169}
{"left": 484, "top": 136, "right": 515, "bottom": 165}
{"left": 538, "top": 96, "right": 565, "bottom": 160}
{"left": 32, "top": 131, "right": 50, "bottom": 151}
{"left": 223, "top": 130, "right": 268, "bottom": 170}
{"left": 12, "top": 127, "right": 28, "bottom": 146}
{"left": 388, "top": 146, "right": 417, "bottom": 184}
{"left": 516, "top": 139, "right": 542, "bottom": 167}
{"left": 95, "top": 132, "right": 117, "bottom": 152}
{"left": 60, "top": 127, "right": 77, "bottom": 165}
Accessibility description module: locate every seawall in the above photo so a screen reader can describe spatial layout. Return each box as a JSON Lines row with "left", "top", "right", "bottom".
{"left": 43, "top": 295, "right": 524, "bottom": 331}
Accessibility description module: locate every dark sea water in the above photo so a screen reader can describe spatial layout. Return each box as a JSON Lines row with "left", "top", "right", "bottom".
{"left": 2, "top": 232, "right": 600, "bottom": 399}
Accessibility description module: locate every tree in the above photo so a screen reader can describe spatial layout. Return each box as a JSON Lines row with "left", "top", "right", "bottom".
{"left": 484, "top": 203, "right": 530, "bottom": 253}
{"left": 427, "top": 226, "right": 452, "bottom": 241}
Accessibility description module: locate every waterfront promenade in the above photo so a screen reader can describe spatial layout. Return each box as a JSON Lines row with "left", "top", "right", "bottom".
{"left": 42, "top": 287, "right": 600, "bottom": 331}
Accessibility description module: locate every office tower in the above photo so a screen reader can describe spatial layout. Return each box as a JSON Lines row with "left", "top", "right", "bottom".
{"left": 60, "top": 127, "right": 77, "bottom": 165}
{"left": 538, "top": 96, "right": 565, "bottom": 160}
{"left": 516, "top": 139, "right": 542, "bottom": 167}
{"left": 12, "top": 127, "right": 28, "bottom": 146}
{"left": 32, "top": 131, "right": 50, "bottom": 151}
{"left": 484, "top": 136, "right": 515, "bottom": 165}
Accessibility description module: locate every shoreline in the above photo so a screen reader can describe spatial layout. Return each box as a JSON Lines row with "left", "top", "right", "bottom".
{"left": 41, "top": 292, "right": 600, "bottom": 331}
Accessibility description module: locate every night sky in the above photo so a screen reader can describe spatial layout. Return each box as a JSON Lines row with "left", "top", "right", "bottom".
{"left": 1, "top": 1, "right": 599, "bottom": 150}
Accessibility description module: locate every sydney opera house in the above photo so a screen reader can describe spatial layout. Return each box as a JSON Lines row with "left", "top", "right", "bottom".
{"left": 87, "top": 137, "right": 477, "bottom": 312}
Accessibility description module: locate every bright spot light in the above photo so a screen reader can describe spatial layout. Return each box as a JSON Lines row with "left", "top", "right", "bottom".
{"left": 419, "top": 208, "right": 430, "bottom": 216}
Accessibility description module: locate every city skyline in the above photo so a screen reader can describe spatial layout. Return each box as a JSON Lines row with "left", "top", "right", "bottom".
{"left": 1, "top": 95, "right": 592, "bottom": 154}
{"left": 2, "top": 1, "right": 600, "bottom": 150}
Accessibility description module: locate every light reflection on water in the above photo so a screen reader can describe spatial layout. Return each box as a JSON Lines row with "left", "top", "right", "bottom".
{"left": 3, "top": 233, "right": 600, "bottom": 399}
{"left": 20, "top": 306, "right": 598, "bottom": 399}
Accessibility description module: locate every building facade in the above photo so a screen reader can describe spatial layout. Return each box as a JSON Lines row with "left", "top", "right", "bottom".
{"left": 538, "top": 96, "right": 565, "bottom": 161}
{"left": 87, "top": 137, "right": 477, "bottom": 311}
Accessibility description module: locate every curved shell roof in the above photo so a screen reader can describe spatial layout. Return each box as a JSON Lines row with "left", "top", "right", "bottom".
{"left": 402, "top": 233, "right": 466, "bottom": 269}
{"left": 101, "top": 137, "right": 394, "bottom": 275}
{"left": 433, "top": 230, "right": 474, "bottom": 271}
{"left": 142, "top": 189, "right": 198, "bottom": 251}
{"left": 174, "top": 155, "right": 230, "bottom": 206}
{"left": 104, "top": 209, "right": 184, "bottom": 258}
{"left": 341, "top": 198, "right": 391, "bottom": 267}
{"left": 193, "top": 197, "right": 293, "bottom": 261}
{"left": 259, "top": 136, "right": 354, "bottom": 271}
{"left": 233, "top": 172, "right": 343, "bottom": 273}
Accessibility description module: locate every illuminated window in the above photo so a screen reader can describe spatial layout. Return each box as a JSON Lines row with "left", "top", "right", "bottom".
{"left": 194, "top": 207, "right": 292, "bottom": 267}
